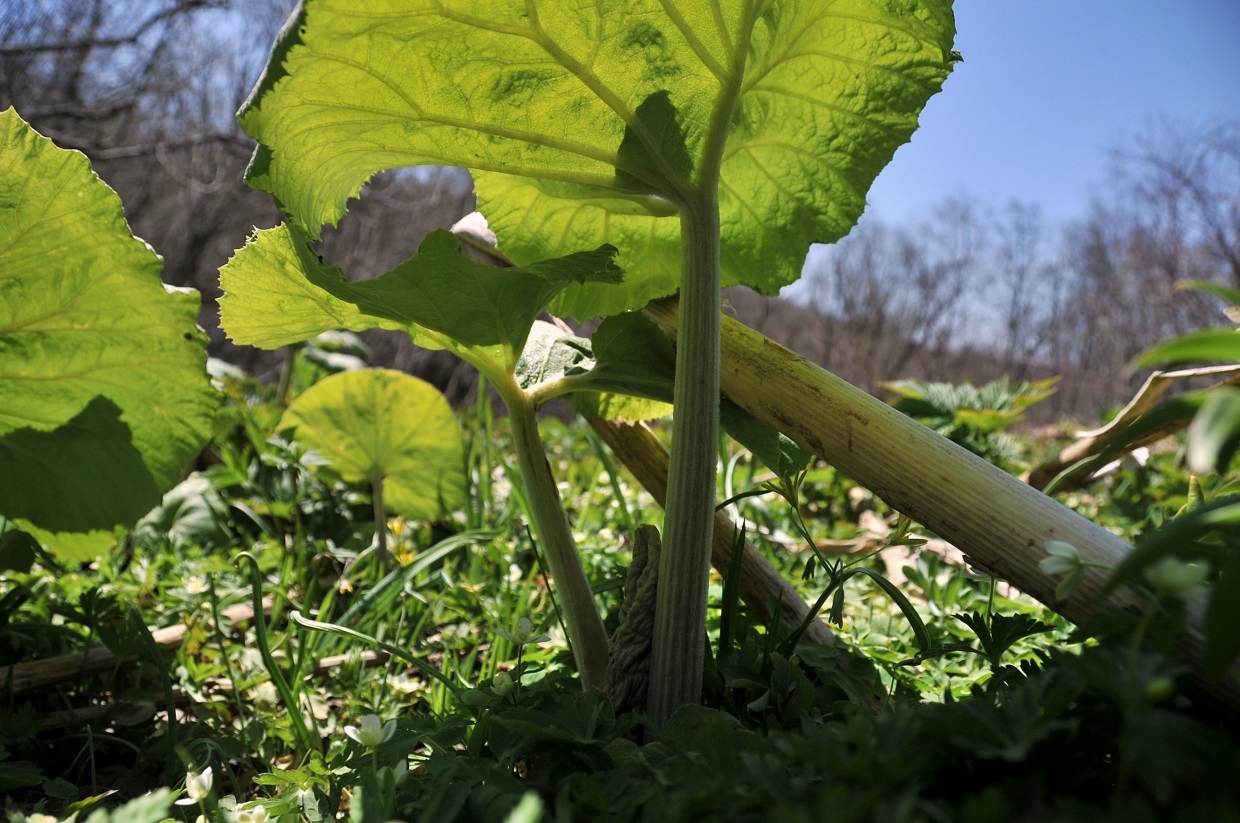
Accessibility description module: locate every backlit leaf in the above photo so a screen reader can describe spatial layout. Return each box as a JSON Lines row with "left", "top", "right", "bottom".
{"left": 0, "top": 108, "right": 215, "bottom": 536}
{"left": 219, "top": 223, "right": 426, "bottom": 350}
{"left": 221, "top": 224, "right": 620, "bottom": 372}
{"left": 1186, "top": 387, "right": 1240, "bottom": 474}
{"left": 1134, "top": 328, "right": 1240, "bottom": 369}
{"left": 279, "top": 369, "right": 466, "bottom": 520}
{"left": 239, "top": 1, "right": 956, "bottom": 318}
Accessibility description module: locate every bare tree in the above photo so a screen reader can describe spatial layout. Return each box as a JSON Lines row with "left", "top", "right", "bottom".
{"left": 2, "top": 1, "right": 480, "bottom": 397}
{"left": 1121, "top": 119, "right": 1240, "bottom": 289}
{"left": 1035, "top": 121, "right": 1238, "bottom": 416}
{"left": 991, "top": 201, "right": 1063, "bottom": 378}
{"left": 797, "top": 201, "right": 981, "bottom": 391}
{"left": 1, "top": 0, "right": 293, "bottom": 317}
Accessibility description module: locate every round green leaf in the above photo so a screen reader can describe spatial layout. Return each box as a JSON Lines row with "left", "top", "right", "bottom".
{"left": 279, "top": 369, "right": 466, "bottom": 520}
{"left": 0, "top": 108, "right": 216, "bottom": 534}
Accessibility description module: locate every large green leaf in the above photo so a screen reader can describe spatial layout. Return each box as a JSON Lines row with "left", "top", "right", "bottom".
{"left": 278, "top": 369, "right": 466, "bottom": 520}
{"left": 0, "top": 397, "right": 159, "bottom": 534}
{"left": 219, "top": 224, "right": 422, "bottom": 350}
{"left": 239, "top": 0, "right": 956, "bottom": 318}
{"left": 221, "top": 223, "right": 621, "bottom": 374}
{"left": 292, "top": 229, "right": 620, "bottom": 353}
{"left": 0, "top": 108, "right": 216, "bottom": 534}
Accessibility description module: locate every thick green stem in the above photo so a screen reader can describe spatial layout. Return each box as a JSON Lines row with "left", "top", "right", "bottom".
{"left": 371, "top": 474, "right": 388, "bottom": 572}
{"left": 645, "top": 198, "right": 722, "bottom": 722}
{"left": 502, "top": 383, "right": 609, "bottom": 690}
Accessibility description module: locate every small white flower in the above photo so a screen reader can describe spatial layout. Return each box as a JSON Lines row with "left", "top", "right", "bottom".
{"left": 183, "top": 575, "right": 209, "bottom": 595}
{"left": 490, "top": 466, "right": 512, "bottom": 500}
{"left": 1039, "top": 541, "right": 1085, "bottom": 600}
{"left": 388, "top": 673, "right": 424, "bottom": 695}
{"left": 236, "top": 806, "right": 270, "bottom": 823}
{"left": 176, "top": 766, "right": 213, "bottom": 805}
{"left": 1039, "top": 540, "right": 1082, "bottom": 577}
{"left": 344, "top": 714, "right": 396, "bottom": 749}
{"left": 492, "top": 671, "right": 515, "bottom": 697}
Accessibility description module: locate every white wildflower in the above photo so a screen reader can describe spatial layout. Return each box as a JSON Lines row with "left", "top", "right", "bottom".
{"left": 1038, "top": 540, "right": 1081, "bottom": 577}
{"left": 176, "top": 766, "right": 213, "bottom": 805}
{"left": 344, "top": 714, "right": 396, "bottom": 749}
{"left": 236, "top": 806, "right": 270, "bottom": 823}
{"left": 183, "top": 575, "right": 209, "bottom": 595}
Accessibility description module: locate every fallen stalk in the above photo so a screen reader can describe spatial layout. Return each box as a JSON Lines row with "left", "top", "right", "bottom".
{"left": 646, "top": 298, "right": 1138, "bottom": 621}
{"left": 1, "top": 601, "right": 264, "bottom": 696}
{"left": 1025, "top": 365, "right": 1240, "bottom": 491}
{"left": 646, "top": 299, "right": 1240, "bottom": 713}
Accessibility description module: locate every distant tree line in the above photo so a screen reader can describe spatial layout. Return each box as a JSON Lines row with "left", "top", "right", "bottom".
{"left": 4, "top": 1, "right": 1238, "bottom": 421}
{"left": 733, "top": 118, "right": 1240, "bottom": 421}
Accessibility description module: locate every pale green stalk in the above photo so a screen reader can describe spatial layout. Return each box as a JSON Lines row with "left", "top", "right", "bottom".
{"left": 646, "top": 18, "right": 750, "bottom": 718}
{"left": 499, "top": 379, "right": 610, "bottom": 691}
{"left": 645, "top": 197, "right": 722, "bottom": 722}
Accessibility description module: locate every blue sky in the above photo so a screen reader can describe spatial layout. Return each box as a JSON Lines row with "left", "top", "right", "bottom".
{"left": 861, "top": 0, "right": 1240, "bottom": 225}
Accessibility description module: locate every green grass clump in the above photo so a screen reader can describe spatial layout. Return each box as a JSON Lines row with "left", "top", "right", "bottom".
{"left": 2, "top": 369, "right": 1238, "bottom": 823}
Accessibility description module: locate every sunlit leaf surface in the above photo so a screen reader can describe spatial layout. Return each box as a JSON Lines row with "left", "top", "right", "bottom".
{"left": 239, "top": 0, "right": 955, "bottom": 318}
{"left": 279, "top": 369, "right": 466, "bottom": 520}
{"left": 0, "top": 108, "right": 216, "bottom": 534}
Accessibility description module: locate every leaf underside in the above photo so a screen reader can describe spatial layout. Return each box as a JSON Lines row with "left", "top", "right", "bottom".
{"left": 239, "top": 0, "right": 956, "bottom": 319}
{"left": 220, "top": 224, "right": 620, "bottom": 376}
{"left": 0, "top": 397, "right": 160, "bottom": 533}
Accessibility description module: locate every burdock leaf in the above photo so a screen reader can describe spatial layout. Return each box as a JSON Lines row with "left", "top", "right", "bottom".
{"left": 221, "top": 223, "right": 620, "bottom": 369}
{"left": 0, "top": 108, "right": 215, "bottom": 538}
{"left": 279, "top": 369, "right": 466, "bottom": 520}
{"left": 239, "top": 0, "right": 956, "bottom": 318}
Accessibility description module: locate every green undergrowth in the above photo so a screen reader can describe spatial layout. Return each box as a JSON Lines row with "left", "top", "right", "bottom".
{"left": 2, "top": 368, "right": 1238, "bottom": 822}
